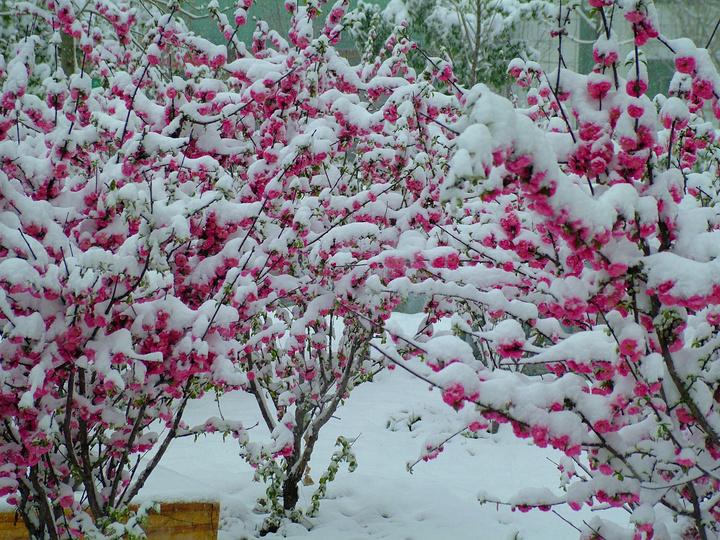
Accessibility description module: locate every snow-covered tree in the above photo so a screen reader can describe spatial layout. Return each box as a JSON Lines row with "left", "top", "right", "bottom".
{"left": 0, "top": 1, "right": 264, "bottom": 536}
{"left": 206, "top": 3, "right": 462, "bottom": 528}
{"left": 372, "top": 1, "right": 720, "bottom": 538}
{"left": 0, "top": 0, "right": 457, "bottom": 535}
{"left": 5, "top": 0, "right": 720, "bottom": 538}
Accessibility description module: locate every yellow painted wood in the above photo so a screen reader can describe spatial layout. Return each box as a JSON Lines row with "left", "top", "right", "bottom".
{"left": 0, "top": 510, "right": 28, "bottom": 540}
{"left": 0, "top": 501, "right": 220, "bottom": 539}
{"left": 143, "top": 502, "right": 219, "bottom": 540}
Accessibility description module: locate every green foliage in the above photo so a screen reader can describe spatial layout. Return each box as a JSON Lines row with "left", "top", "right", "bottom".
{"left": 254, "top": 459, "right": 286, "bottom": 520}
{"left": 348, "top": 0, "right": 552, "bottom": 91}
{"left": 306, "top": 436, "right": 359, "bottom": 517}
{"left": 91, "top": 502, "right": 158, "bottom": 540}
{"left": 252, "top": 436, "right": 358, "bottom": 532}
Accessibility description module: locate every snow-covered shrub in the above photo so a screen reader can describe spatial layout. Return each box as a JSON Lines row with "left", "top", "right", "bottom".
{"left": 0, "top": 1, "right": 269, "bottom": 537}
{"left": 372, "top": 1, "right": 720, "bottom": 538}
{"left": 8, "top": 0, "right": 720, "bottom": 537}
{"left": 0, "top": 0, "right": 463, "bottom": 535}
{"left": 205, "top": 3, "right": 464, "bottom": 527}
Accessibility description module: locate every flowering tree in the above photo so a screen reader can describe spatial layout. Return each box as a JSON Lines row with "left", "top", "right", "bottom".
{"left": 0, "top": 0, "right": 463, "bottom": 536}
{"left": 0, "top": 1, "right": 271, "bottom": 537}
{"left": 201, "top": 2, "right": 462, "bottom": 529}
{"left": 372, "top": 1, "right": 720, "bottom": 538}
{"left": 6, "top": 0, "right": 720, "bottom": 538}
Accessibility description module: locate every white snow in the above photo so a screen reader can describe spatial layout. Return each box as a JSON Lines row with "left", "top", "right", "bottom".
{"left": 103, "top": 315, "right": 627, "bottom": 539}
{"left": 134, "top": 371, "right": 590, "bottom": 539}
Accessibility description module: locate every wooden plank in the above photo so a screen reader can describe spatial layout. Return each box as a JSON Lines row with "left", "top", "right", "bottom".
{"left": 0, "top": 501, "right": 219, "bottom": 539}
{"left": 0, "top": 510, "right": 28, "bottom": 540}
{"left": 143, "top": 502, "right": 219, "bottom": 540}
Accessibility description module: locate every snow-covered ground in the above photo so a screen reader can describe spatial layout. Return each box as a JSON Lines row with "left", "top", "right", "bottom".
{"left": 0, "top": 314, "right": 627, "bottom": 538}
{"left": 142, "top": 350, "right": 624, "bottom": 539}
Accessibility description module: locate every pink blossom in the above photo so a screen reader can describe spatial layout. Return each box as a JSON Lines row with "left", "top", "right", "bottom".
{"left": 675, "top": 56, "right": 697, "bottom": 74}
{"left": 442, "top": 383, "right": 468, "bottom": 410}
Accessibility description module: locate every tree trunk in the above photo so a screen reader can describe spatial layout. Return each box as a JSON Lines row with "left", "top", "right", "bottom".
{"left": 282, "top": 471, "right": 302, "bottom": 510}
